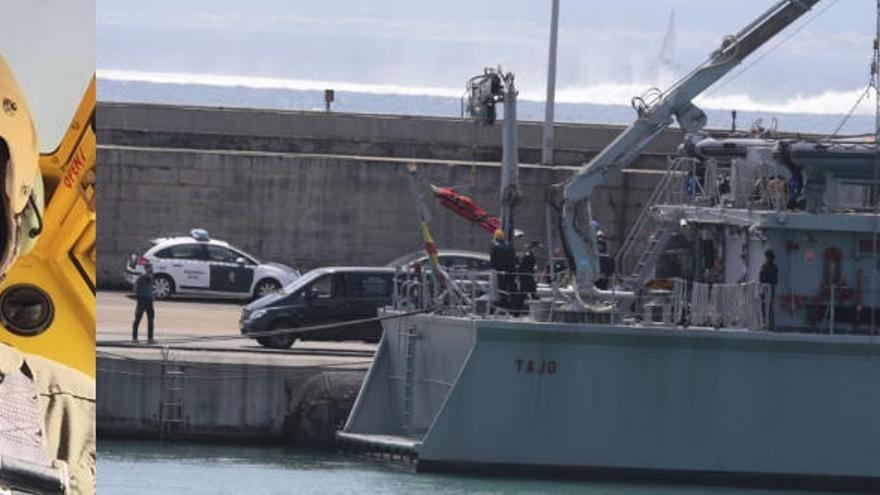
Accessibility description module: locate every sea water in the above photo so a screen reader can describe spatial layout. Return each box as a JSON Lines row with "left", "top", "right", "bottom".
{"left": 98, "top": 440, "right": 836, "bottom": 495}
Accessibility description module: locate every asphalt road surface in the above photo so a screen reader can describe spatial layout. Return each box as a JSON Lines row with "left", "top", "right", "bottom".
{"left": 97, "top": 291, "right": 376, "bottom": 353}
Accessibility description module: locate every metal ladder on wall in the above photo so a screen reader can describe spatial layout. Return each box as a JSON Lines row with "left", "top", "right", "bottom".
{"left": 159, "top": 348, "right": 185, "bottom": 439}
{"left": 400, "top": 325, "right": 418, "bottom": 436}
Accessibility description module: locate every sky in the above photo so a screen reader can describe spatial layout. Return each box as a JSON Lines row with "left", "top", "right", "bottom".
{"left": 97, "top": 0, "right": 876, "bottom": 118}
{"left": 1, "top": 1, "right": 94, "bottom": 151}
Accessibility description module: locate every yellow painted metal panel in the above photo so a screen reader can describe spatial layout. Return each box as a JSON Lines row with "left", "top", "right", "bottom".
{"left": 0, "top": 77, "right": 95, "bottom": 377}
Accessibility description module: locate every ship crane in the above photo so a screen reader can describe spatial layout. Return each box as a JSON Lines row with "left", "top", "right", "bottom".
{"left": 464, "top": 67, "right": 519, "bottom": 242}
{"left": 561, "top": 0, "right": 822, "bottom": 302}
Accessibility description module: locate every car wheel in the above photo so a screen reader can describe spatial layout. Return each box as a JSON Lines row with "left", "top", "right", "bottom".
{"left": 152, "top": 274, "right": 175, "bottom": 300}
{"left": 256, "top": 320, "right": 296, "bottom": 349}
{"left": 254, "top": 278, "right": 281, "bottom": 299}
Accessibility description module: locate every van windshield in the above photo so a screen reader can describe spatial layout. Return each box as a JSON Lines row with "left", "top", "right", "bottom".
{"left": 281, "top": 269, "right": 325, "bottom": 295}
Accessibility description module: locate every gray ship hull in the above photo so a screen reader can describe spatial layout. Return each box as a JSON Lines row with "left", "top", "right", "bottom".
{"left": 340, "top": 311, "right": 880, "bottom": 489}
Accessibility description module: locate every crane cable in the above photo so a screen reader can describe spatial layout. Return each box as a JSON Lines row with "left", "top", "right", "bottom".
{"left": 826, "top": 84, "right": 874, "bottom": 140}
{"left": 703, "top": 0, "right": 842, "bottom": 100}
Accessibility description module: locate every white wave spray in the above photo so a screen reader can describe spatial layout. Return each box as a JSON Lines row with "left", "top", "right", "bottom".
{"left": 99, "top": 69, "right": 871, "bottom": 117}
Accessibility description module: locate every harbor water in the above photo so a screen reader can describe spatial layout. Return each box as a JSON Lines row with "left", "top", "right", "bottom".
{"left": 98, "top": 440, "right": 844, "bottom": 494}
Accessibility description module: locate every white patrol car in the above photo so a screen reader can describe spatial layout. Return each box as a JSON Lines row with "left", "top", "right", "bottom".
{"left": 125, "top": 229, "right": 300, "bottom": 300}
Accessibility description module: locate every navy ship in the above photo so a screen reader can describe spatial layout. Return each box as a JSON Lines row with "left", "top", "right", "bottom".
{"left": 339, "top": 0, "right": 880, "bottom": 489}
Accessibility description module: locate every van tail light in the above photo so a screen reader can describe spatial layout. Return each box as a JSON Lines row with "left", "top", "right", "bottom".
{"left": 137, "top": 257, "right": 148, "bottom": 266}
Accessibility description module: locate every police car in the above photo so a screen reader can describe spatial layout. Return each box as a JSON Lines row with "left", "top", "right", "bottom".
{"left": 125, "top": 229, "right": 300, "bottom": 300}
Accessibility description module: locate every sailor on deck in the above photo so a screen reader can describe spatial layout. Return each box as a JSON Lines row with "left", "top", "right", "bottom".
{"left": 490, "top": 229, "right": 518, "bottom": 307}
{"left": 759, "top": 249, "right": 778, "bottom": 330}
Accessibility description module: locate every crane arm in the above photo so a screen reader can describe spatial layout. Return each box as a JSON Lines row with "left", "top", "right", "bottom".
{"left": 562, "top": 0, "right": 821, "bottom": 297}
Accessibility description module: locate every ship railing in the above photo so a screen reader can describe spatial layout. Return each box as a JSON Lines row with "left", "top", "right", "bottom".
{"left": 784, "top": 284, "right": 880, "bottom": 336}
{"left": 651, "top": 278, "right": 771, "bottom": 331}
{"left": 747, "top": 163, "right": 790, "bottom": 211}
{"left": 643, "top": 279, "right": 880, "bottom": 335}
{"left": 660, "top": 155, "right": 809, "bottom": 213}
{"left": 661, "top": 157, "right": 728, "bottom": 208}
{"left": 687, "top": 279, "right": 767, "bottom": 330}
{"left": 392, "top": 267, "right": 492, "bottom": 315}
{"left": 391, "top": 268, "right": 475, "bottom": 313}
{"left": 394, "top": 267, "right": 880, "bottom": 335}
{"left": 391, "top": 268, "right": 571, "bottom": 318}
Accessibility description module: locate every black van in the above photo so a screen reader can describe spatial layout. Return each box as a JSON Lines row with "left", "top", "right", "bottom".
{"left": 240, "top": 266, "right": 396, "bottom": 349}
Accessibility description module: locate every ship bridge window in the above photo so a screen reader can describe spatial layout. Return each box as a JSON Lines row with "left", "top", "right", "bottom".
{"left": 857, "top": 238, "right": 880, "bottom": 257}
{"left": 835, "top": 183, "right": 873, "bottom": 210}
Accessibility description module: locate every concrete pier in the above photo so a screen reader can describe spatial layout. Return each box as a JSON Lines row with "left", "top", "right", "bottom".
{"left": 97, "top": 292, "right": 375, "bottom": 445}
{"left": 97, "top": 345, "right": 369, "bottom": 445}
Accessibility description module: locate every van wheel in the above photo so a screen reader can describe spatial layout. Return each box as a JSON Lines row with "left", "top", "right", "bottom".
{"left": 153, "top": 274, "right": 175, "bottom": 300}
{"left": 256, "top": 320, "right": 296, "bottom": 349}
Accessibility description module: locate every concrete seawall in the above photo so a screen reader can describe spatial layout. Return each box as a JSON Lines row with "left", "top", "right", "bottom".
{"left": 97, "top": 104, "right": 669, "bottom": 288}
{"left": 97, "top": 102, "right": 683, "bottom": 167}
{"left": 98, "top": 146, "right": 662, "bottom": 287}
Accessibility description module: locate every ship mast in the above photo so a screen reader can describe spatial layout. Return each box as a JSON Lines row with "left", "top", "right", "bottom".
{"left": 464, "top": 68, "right": 519, "bottom": 242}
{"left": 872, "top": 0, "right": 880, "bottom": 336}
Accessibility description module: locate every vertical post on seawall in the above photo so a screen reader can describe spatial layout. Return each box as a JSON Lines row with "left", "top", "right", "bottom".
{"left": 324, "top": 89, "right": 335, "bottom": 112}
{"left": 542, "top": 0, "right": 560, "bottom": 166}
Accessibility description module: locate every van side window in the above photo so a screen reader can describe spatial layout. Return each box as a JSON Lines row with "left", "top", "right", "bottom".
{"left": 346, "top": 274, "right": 392, "bottom": 297}
{"left": 311, "top": 275, "right": 334, "bottom": 299}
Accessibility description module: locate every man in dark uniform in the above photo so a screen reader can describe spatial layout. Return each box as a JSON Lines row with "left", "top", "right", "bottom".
{"left": 596, "top": 231, "right": 615, "bottom": 290}
{"left": 518, "top": 240, "right": 540, "bottom": 300}
{"left": 759, "top": 249, "right": 778, "bottom": 330}
{"left": 133, "top": 262, "right": 156, "bottom": 343}
{"left": 490, "top": 229, "right": 518, "bottom": 307}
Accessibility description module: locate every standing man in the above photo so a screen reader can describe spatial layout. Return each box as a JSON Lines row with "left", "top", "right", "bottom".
{"left": 133, "top": 262, "right": 156, "bottom": 343}
{"left": 759, "top": 249, "right": 778, "bottom": 330}
{"left": 490, "top": 229, "right": 518, "bottom": 307}
{"left": 518, "top": 240, "right": 541, "bottom": 300}
{"left": 596, "top": 231, "right": 615, "bottom": 290}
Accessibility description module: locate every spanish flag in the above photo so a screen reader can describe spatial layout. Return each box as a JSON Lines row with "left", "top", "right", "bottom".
{"left": 421, "top": 221, "right": 447, "bottom": 288}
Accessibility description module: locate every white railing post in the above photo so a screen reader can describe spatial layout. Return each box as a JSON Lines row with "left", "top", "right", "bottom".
{"left": 829, "top": 285, "right": 835, "bottom": 335}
